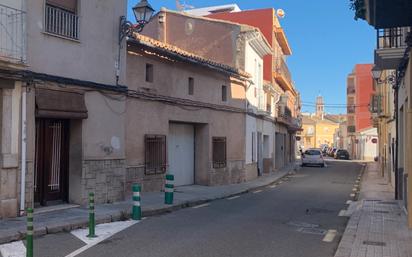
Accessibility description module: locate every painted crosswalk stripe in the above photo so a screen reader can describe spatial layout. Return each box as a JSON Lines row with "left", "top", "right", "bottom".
{"left": 67, "top": 220, "right": 139, "bottom": 257}
{"left": 322, "top": 229, "right": 337, "bottom": 242}
{"left": 350, "top": 193, "right": 356, "bottom": 197}
{"left": 192, "top": 203, "right": 210, "bottom": 209}
{"left": 346, "top": 200, "right": 353, "bottom": 204}
{"left": 338, "top": 210, "right": 347, "bottom": 216}
{"left": 227, "top": 196, "right": 240, "bottom": 200}
{"left": 253, "top": 190, "right": 263, "bottom": 194}
{"left": 0, "top": 240, "right": 26, "bottom": 257}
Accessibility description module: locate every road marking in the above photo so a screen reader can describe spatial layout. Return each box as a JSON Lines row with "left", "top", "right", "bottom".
{"left": 0, "top": 240, "right": 25, "bottom": 257}
{"left": 269, "top": 184, "right": 277, "bottom": 189}
{"left": 338, "top": 210, "right": 347, "bottom": 216}
{"left": 227, "top": 196, "right": 240, "bottom": 200}
{"left": 322, "top": 229, "right": 337, "bottom": 242}
{"left": 67, "top": 220, "right": 139, "bottom": 257}
{"left": 192, "top": 203, "right": 210, "bottom": 209}
{"left": 350, "top": 193, "right": 356, "bottom": 197}
{"left": 346, "top": 200, "right": 353, "bottom": 204}
{"left": 253, "top": 190, "right": 263, "bottom": 194}
{"left": 352, "top": 188, "right": 357, "bottom": 192}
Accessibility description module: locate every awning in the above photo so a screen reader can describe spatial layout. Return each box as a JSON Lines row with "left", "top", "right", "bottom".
{"left": 35, "top": 88, "right": 88, "bottom": 119}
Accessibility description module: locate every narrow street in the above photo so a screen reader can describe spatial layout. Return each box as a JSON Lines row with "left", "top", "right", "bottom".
{"left": 28, "top": 160, "right": 362, "bottom": 257}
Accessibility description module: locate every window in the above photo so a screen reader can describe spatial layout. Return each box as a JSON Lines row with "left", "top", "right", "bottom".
{"left": 144, "top": 135, "right": 167, "bottom": 175}
{"left": 221, "top": 85, "right": 227, "bottom": 102}
{"left": 188, "top": 77, "right": 194, "bottom": 95}
{"left": 212, "top": 137, "right": 227, "bottom": 168}
{"left": 145, "top": 64, "right": 153, "bottom": 83}
{"left": 45, "top": 0, "right": 79, "bottom": 40}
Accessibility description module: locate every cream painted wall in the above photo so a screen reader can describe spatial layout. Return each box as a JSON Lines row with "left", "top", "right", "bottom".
{"left": 26, "top": 0, "right": 127, "bottom": 85}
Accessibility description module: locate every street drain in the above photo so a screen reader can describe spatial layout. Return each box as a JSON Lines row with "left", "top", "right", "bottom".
{"left": 363, "top": 241, "right": 386, "bottom": 246}
{"left": 378, "top": 201, "right": 398, "bottom": 205}
{"left": 374, "top": 210, "right": 390, "bottom": 214}
{"left": 297, "top": 227, "right": 327, "bottom": 235}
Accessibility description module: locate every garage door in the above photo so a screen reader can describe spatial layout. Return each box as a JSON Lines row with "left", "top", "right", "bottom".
{"left": 168, "top": 123, "right": 195, "bottom": 186}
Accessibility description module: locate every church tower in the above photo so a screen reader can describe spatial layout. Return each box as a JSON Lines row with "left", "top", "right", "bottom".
{"left": 316, "top": 95, "right": 324, "bottom": 119}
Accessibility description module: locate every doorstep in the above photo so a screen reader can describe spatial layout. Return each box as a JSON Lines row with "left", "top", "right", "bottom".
{"left": 0, "top": 161, "right": 299, "bottom": 244}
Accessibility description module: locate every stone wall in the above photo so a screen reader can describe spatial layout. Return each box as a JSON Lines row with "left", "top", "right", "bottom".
{"left": 209, "top": 160, "right": 246, "bottom": 186}
{"left": 81, "top": 159, "right": 126, "bottom": 205}
{"left": 0, "top": 167, "right": 18, "bottom": 218}
{"left": 125, "top": 166, "right": 165, "bottom": 195}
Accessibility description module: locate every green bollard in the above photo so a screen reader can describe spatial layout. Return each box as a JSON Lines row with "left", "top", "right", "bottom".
{"left": 164, "top": 174, "right": 174, "bottom": 205}
{"left": 87, "top": 192, "right": 97, "bottom": 238}
{"left": 26, "top": 208, "right": 33, "bottom": 257}
{"left": 132, "top": 184, "right": 141, "bottom": 220}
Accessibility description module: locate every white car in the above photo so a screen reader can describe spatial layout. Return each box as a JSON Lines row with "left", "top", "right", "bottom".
{"left": 301, "top": 148, "right": 325, "bottom": 167}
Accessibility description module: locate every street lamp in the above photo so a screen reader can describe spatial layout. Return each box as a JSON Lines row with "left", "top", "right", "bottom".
{"left": 119, "top": 0, "right": 155, "bottom": 43}
{"left": 371, "top": 65, "right": 396, "bottom": 86}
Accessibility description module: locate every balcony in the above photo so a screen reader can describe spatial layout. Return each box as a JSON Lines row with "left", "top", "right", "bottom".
{"left": 0, "top": 4, "right": 26, "bottom": 63}
{"left": 356, "top": 0, "right": 412, "bottom": 29}
{"left": 347, "top": 106, "right": 355, "bottom": 114}
{"left": 274, "top": 27, "right": 292, "bottom": 55}
{"left": 273, "top": 58, "right": 295, "bottom": 95}
{"left": 45, "top": 4, "right": 79, "bottom": 40}
{"left": 347, "top": 86, "right": 355, "bottom": 95}
{"left": 374, "top": 27, "right": 410, "bottom": 70}
{"left": 347, "top": 125, "right": 356, "bottom": 134}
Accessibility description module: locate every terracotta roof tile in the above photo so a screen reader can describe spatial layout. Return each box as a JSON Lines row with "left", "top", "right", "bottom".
{"left": 130, "top": 33, "right": 251, "bottom": 78}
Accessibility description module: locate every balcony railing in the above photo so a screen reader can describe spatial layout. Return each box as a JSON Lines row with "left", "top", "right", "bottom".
{"left": 347, "top": 106, "right": 355, "bottom": 114}
{"left": 275, "top": 57, "right": 292, "bottom": 86}
{"left": 0, "top": 4, "right": 26, "bottom": 62}
{"left": 377, "top": 27, "right": 409, "bottom": 49}
{"left": 347, "top": 125, "right": 356, "bottom": 133}
{"left": 45, "top": 4, "right": 79, "bottom": 40}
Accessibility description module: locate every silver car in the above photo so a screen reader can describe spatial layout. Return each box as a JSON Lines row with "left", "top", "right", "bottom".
{"left": 301, "top": 148, "right": 325, "bottom": 167}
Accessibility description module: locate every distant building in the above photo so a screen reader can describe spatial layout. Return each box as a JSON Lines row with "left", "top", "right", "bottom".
{"left": 184, "top": 4, "right": 241, "bottom": 16}
{"left": 299, "top": 96, "right": 343, "bottom": 149}
{"left": 346, "top": 64, "right": 378, "bottom": 160}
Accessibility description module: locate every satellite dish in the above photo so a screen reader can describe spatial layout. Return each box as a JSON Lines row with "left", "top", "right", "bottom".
{"left": 276, "top": 9, "right": 285, "bottom": 19}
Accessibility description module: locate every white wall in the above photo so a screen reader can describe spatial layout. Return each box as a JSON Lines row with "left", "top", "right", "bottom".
{"left": 244, "top": 42, "right": 264, "bottom": 112}
{"left": 245, "top": 114, "right": 257, "bottom": 164}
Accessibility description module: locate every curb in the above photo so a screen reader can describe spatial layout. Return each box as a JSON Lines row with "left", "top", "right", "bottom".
{"left": 0, "top": 164, "right": 298, "bottom": 245}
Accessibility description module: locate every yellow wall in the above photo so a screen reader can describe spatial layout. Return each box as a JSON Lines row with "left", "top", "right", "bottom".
{"left": 301, "top": 123, "right": 315, "bottom": 148}
{"left": 314, "top": 121, "right": 339, "bottom": 147}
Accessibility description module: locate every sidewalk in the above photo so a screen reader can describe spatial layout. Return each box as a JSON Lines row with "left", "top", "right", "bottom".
{"left": 334, "top": 162, "right": 412, "bottom": 257}
{"left": 0, "top": 162, "right": 298, "bottom": 244}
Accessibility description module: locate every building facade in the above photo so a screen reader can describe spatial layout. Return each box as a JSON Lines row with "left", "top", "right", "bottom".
{"left": 0, "top": 0, "right": 128, "bottom": 218}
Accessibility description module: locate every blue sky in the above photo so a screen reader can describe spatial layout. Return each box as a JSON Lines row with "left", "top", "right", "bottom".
{"left": 127, "top": 0, "right": 375, "bottom": 114}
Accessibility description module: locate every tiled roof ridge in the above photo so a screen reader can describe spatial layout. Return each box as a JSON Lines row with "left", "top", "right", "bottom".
{"left": 132, "top": 33, "right": 251, "bottom": 78}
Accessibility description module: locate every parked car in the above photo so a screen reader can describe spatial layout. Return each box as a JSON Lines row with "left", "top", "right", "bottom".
{"left": 302, "top": 148, "right": 325, "bottom": 167}
{"left": 335, "top": 149, "right": 350, "bottom": 160}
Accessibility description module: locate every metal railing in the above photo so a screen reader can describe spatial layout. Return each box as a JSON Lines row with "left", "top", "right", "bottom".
{"left": 0, "top": 4, "right": 26, "bottom": 62}
{"left": 347, "top": 125, "right": 356, "bottom": 133}
{"left": 45, "top": 4, "right": 79, "bottom": 40}
{"left": 275, "top": 57, "right": 292, "bottom": 85}
{"left": 377, "top": 27, "right": 410, "bottom": 49}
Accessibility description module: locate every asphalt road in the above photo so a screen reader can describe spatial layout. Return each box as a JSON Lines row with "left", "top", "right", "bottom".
{"left": 30, "top": 159, "right": 362, "bottom": 257}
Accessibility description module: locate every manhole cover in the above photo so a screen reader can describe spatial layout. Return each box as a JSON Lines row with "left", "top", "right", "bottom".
{"left": 286, "top": 221, "right": 319, "bottom": 228}
{"left": 298, "top": 227, "right": 327, "bottom": 235}
{"left": 374, "top": 210, "right": 390, "bottom": 214}
{"left": 363, "top": 241, "right": 386, "bottom": 246}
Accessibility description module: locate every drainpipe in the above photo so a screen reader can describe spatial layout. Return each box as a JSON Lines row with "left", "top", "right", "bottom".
{"left": 20, "top": 86, "right": 27, "bottom": 215}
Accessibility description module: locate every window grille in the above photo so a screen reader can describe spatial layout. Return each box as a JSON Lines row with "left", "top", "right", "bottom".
{"left": 213, "top": 137, "right": 227, "bottom": 168}
{"left": 145, "top": 135, "right": 167, "bottom": 175}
